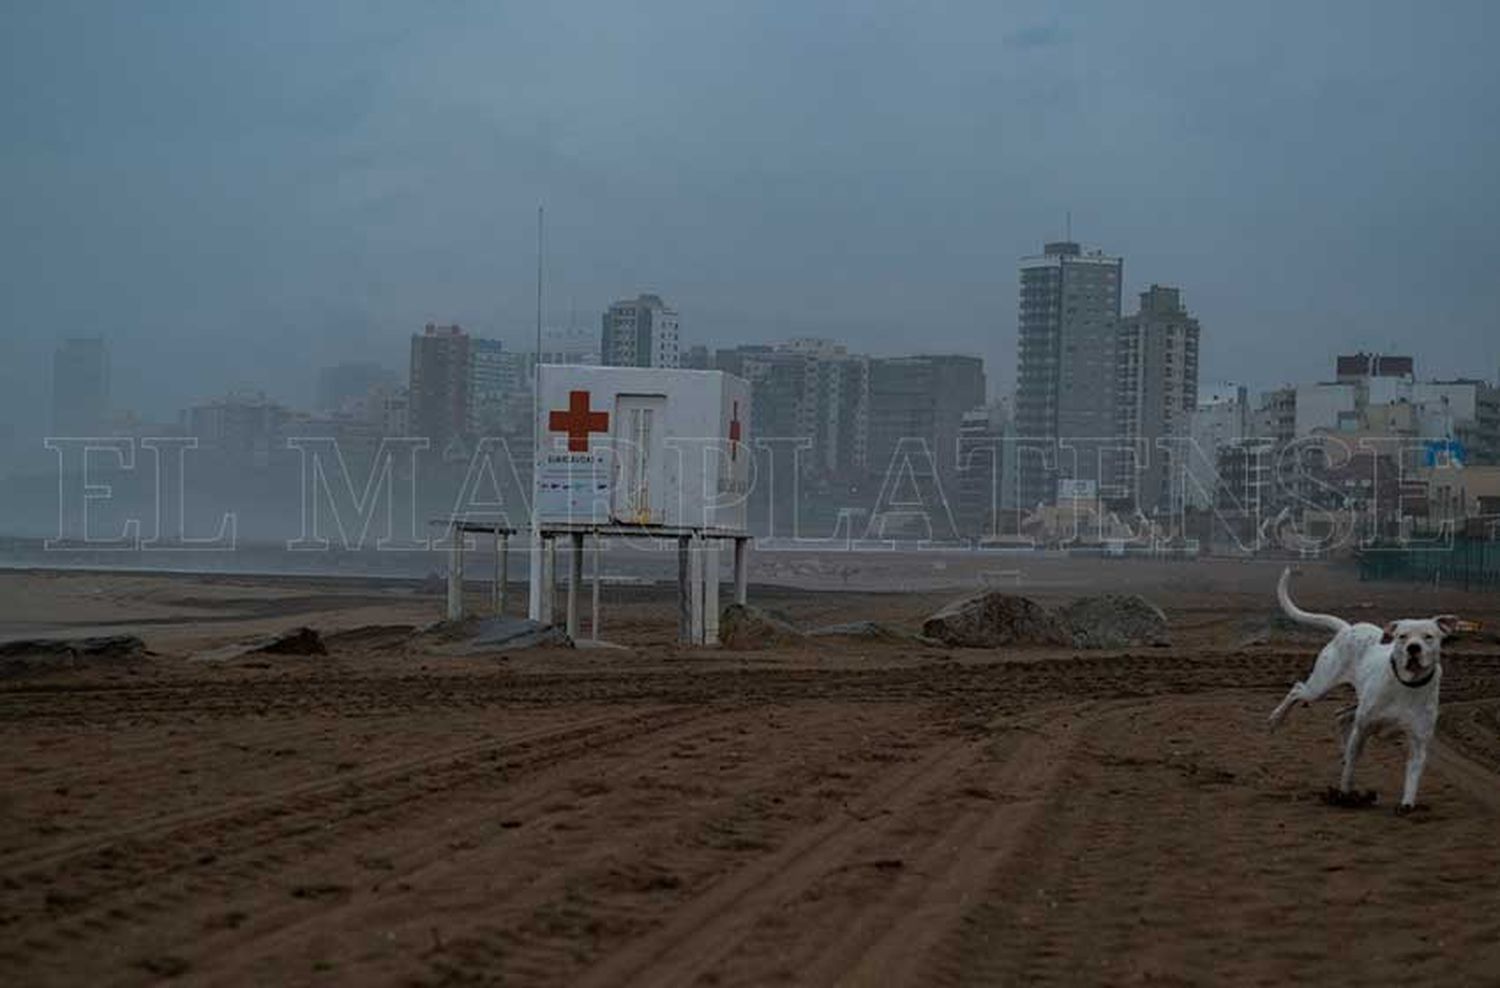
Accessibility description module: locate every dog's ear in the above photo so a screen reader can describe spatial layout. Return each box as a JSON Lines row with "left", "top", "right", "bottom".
{"left": 1380, "top": 621, "right": 1399, "bottom": 645}
{"left": 1434, "top": 615, "right": 1461, "bottom": 637}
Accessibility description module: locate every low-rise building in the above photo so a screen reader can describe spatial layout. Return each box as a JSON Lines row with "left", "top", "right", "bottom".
{"left": 1424, "top": 463, "right": 1500, "bottom": 532}
{"left": 184, "top": 393, "right": 291, "bottom": 467}
{"left": 1186, "top": 384, "right": 1249, "bottom": 511}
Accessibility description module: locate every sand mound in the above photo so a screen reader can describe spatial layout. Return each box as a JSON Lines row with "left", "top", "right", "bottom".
{"left": 807, "top": 621, "right": 907, "bottom": 642}
{"left": 720, "top": 604, "right": 806, "bottom": 650}
{"left": 921, "top": 592, "right": 1069, "bottom": 648}
{"left": 411, "top": 617, "right": 573, "bottom": 654}
{"left": 465, "top": 617, "right": 572, "bottom": 651}
{"left": 923, "top": 591, "right": 1171, "bottom": 649}
{"left": 321, "top": 624, "right": 417, "bottom": 651}
{"left": 1057, "top": 594, "right": 1171, "bottom": 649}
{"left": 0, "top": 635, "right": 149, "bottom": 676}
{"left": 195, "top": 627, "right": 327, "bottom": 662}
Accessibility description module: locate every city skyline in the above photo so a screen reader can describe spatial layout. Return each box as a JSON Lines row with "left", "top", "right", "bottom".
{"left": 4, "top": 3, "right": 1499, "bottom": 434}
{"left": 5, "top": 9, "right": 1500, "bottom": 977}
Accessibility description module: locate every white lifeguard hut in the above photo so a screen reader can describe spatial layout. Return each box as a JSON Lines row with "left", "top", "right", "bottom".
{"left": 527, "top": 365, "right": 753, "bottom": 644}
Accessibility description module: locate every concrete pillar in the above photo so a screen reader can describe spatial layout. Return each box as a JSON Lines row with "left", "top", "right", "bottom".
{"left": 446, "top": 524, "right": 464, "bottom": 621}
{"left": 733, "top": 537, "right": 749, "bottom": 605}
{"left": 527, "top": 531, "right": 543, "bottom": 621}
{"left": 591, "top": 534, "right": 602, "bottom": 641}
{"left": 677, "top": 536, "right": 691, "bottom": 643}
{"left": 703, "top": 540, "right": 720, "bottom": 646}
{"left": 689, "top": 533, "right": 705, "bottom": 645}
{"left": 566, "top": 532, "right": 584, "bottom": 639}
{"left": 540, "top": 535, "right": 556, "bottom": 625}
{"left": 496, "top": 531, "right": 509, "bottom": 616}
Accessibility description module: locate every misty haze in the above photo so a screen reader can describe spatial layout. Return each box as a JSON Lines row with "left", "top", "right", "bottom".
{"left": 2, "top": 3, "right": 1499, "bottom": 986}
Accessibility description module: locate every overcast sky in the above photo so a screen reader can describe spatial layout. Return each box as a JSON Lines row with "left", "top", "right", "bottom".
{"left": 3, "top": 0, "right": 1498, "bottom": 432}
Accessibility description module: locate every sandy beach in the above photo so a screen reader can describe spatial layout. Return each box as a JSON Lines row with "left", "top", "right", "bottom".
{"left": 2, "top": 557, "right": 1499, "bottom": 985}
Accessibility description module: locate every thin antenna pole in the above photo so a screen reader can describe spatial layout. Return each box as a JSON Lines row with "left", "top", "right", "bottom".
{"left": 1065, "top": 209, "right": 1072, "bottom": 242}
{"left": 527, "top": 204, "right": 547, "bottom": 621}
{"left": 537, "top": 205, "right": 543, "bottom": 367}
{"left": 534, "top": 204, "right": 543, "bottom": 422}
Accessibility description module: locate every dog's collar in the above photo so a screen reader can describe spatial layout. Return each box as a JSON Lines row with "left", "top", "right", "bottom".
{"left": 1390, "top": 653, "right": 1437, "bottom": 689}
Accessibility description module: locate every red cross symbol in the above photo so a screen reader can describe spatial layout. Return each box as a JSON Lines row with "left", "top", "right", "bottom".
{"left": 729, "top": 401, "right": 742, "bottom": 460}
{"left": 548, "top": 390, "right": 609, "bottom": 452}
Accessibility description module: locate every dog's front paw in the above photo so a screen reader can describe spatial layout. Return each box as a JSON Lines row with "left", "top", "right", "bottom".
{"left": 1394, "top": 802, "right": 1430, "bottom": 817}
{"left": 1321, "top": 787, "right": 1378, "bottom": 808}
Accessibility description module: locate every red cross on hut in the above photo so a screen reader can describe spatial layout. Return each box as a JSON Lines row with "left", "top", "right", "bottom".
{"left": 548, "top": 390, "right": 609, "bottom": 452}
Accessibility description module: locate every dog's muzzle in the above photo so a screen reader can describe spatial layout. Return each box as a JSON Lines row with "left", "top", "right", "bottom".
{"left": 1391, "top": 650, "right": 1437, "bottom": 688}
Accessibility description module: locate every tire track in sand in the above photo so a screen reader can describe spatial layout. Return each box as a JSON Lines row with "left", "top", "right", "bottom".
{"left": 571, "top": 701, "right": 1110, "bottom": 988}
{"left": 0, "top": 706, "right": 707, "bottom": 973}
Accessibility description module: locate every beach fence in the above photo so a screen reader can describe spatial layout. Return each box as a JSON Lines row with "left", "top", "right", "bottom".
{"left": 1357, "top": 538, "right": 1500, "bottom": 590}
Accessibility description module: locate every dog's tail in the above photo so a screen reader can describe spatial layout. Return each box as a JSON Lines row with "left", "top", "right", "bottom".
{"left": 1277, "top": 567, "right": 1348, "bottom": 634}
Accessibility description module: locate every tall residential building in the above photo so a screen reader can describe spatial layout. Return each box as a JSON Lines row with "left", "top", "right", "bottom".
{"left": 867, "top": 354, "right": 986, "bottom": 493}
{"left": 470, "top": 337, "right": 548, "bottom": 437}
{"left": 1014, "top": 241, "right": 1123, "bottom": 507}
{"left": 958, "top": 402, "right": 1009, "bottom": 539}
{"left": 1115, "top": 285, "right": 1201, "bottom": 513}
{"left": 601, "top": 294, "right": 680, "bottom": 368}
{"left": 409, "top": 323, "right": 472, "bottom": 453}
{"left": 50, "top": 337, "right": 110, "bottom": 435}
{"left": 714, "top": 339, "right": 870, "bottom": 481}
{"left": 781, "top": 338, "right": 870, "bottom": 481}
{"left": 470, "top": 338, "right": 508, "bottom": 433}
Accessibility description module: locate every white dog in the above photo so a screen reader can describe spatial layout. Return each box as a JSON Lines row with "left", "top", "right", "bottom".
{"left": 1268, "top": 567, "right": 1460, "bottom": 812}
